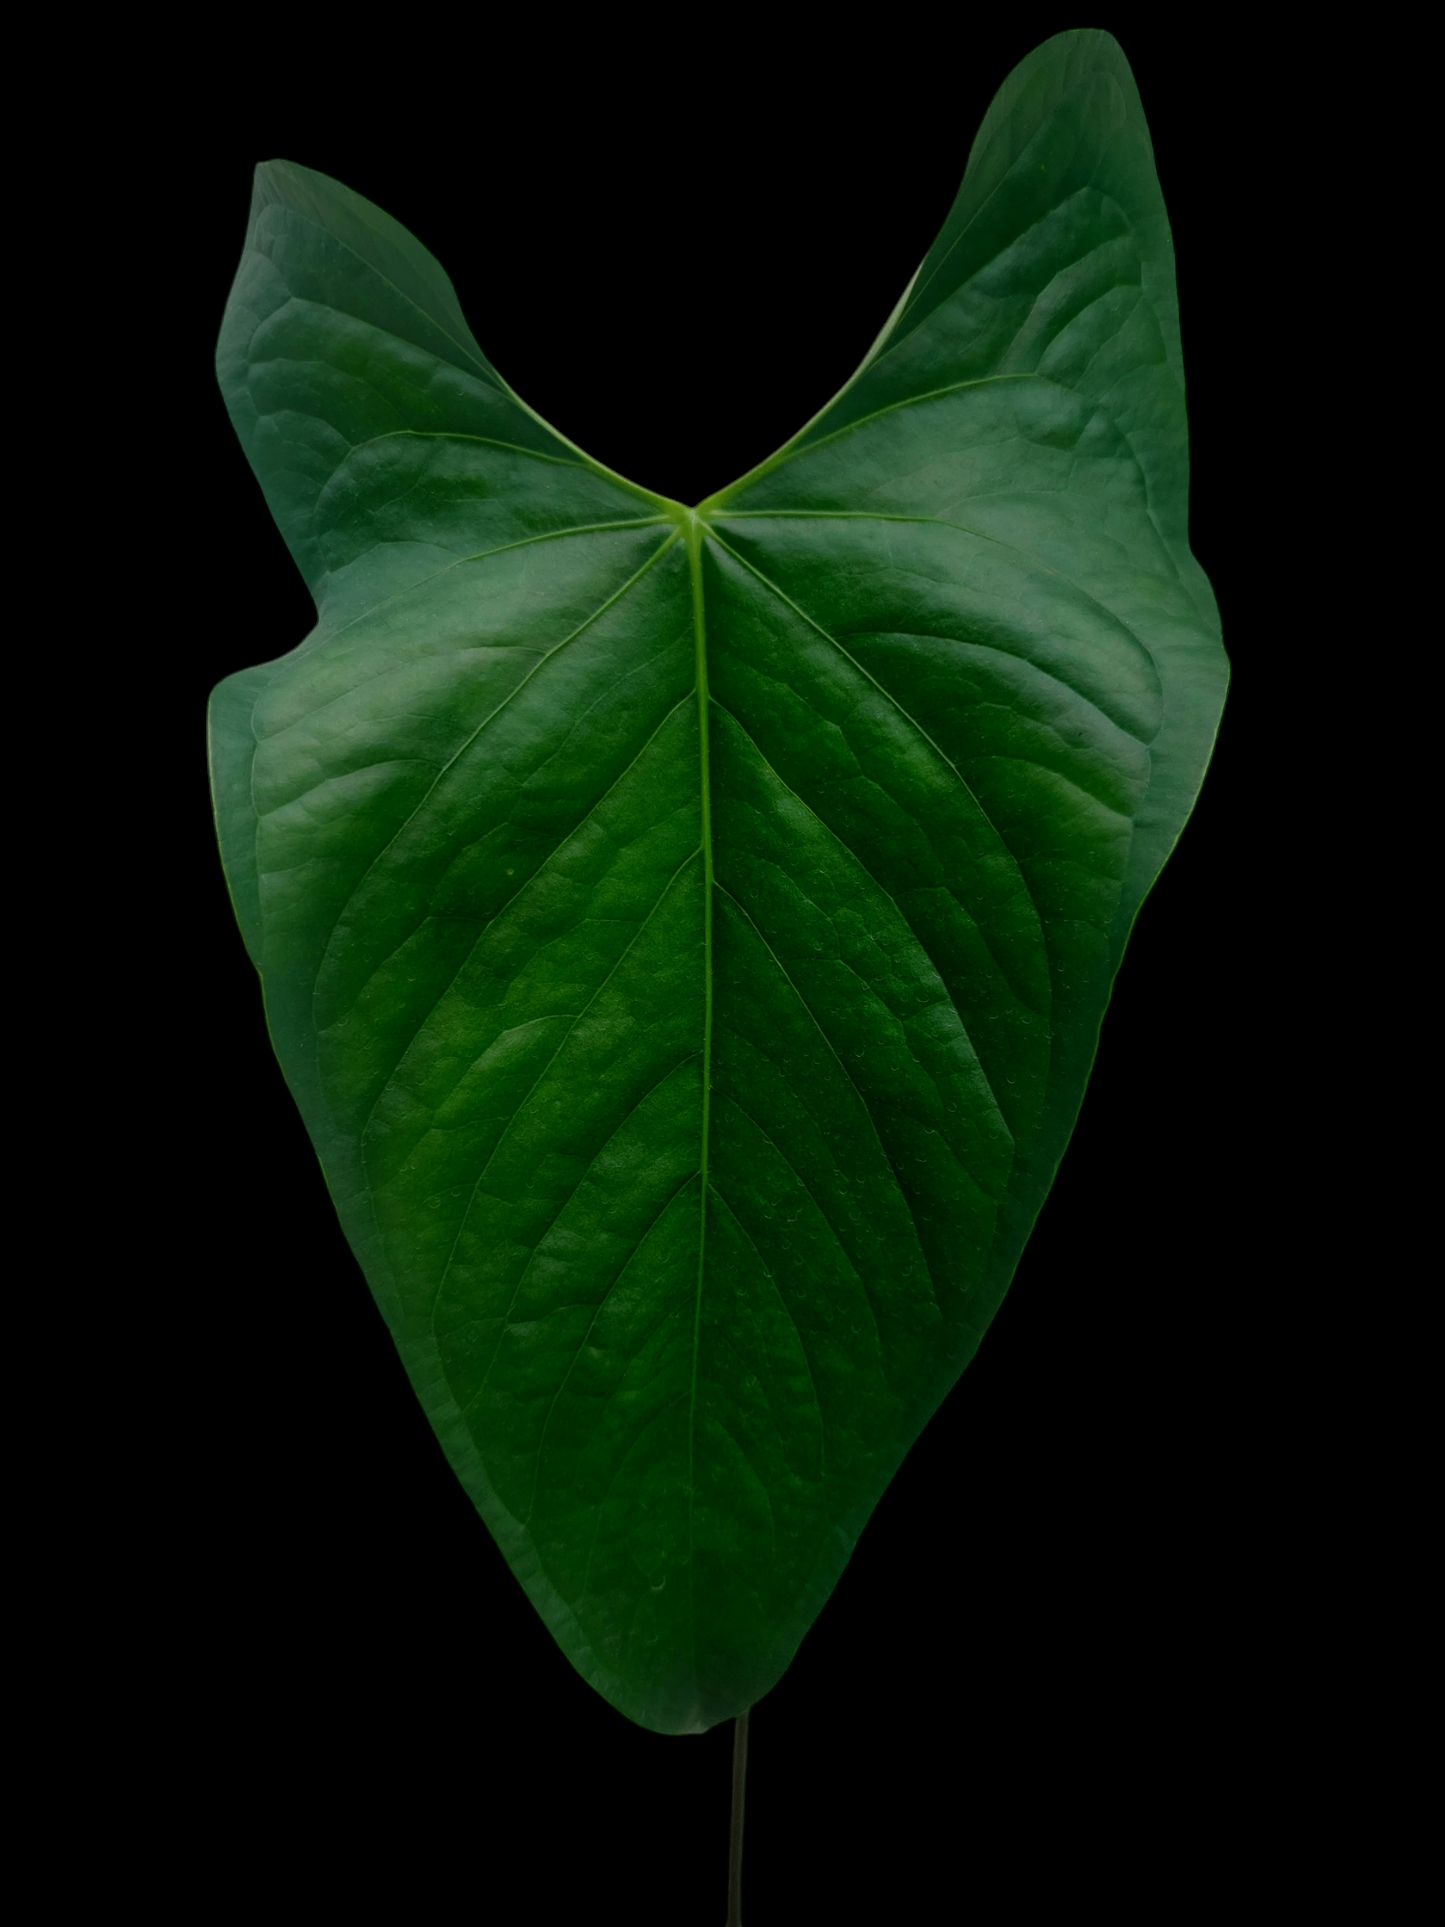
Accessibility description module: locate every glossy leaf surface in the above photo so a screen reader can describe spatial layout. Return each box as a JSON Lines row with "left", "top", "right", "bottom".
{"left": 210, "top": 29, "right": 1226, "bottom": 1733}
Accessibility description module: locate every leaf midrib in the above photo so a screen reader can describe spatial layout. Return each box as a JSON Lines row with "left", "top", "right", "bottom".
{"left": 683, "top": 506, "right": 713, "bottom": 1671}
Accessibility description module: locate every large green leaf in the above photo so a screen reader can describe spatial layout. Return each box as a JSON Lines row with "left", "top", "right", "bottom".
{"left": 210, "top": 28, "right": 1225, "bottom": 1735}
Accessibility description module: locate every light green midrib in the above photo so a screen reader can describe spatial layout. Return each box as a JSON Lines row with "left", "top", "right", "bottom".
{"left": 682, "top": 507, "right": 713, "bottom": 1681}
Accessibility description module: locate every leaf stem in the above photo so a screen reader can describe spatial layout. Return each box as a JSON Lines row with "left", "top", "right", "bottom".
{"left": 727, "top": 1709, "right": 750, "bottom": 1926}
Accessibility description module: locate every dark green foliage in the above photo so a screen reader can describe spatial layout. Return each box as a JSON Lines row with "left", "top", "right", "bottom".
{"left": 210, "top": 29, "right": 1225, "bottom": 1734}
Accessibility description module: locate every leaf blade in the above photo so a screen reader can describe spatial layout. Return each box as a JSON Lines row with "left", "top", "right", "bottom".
{"left": 210, "top": 28, "right": 1226, "bottom": 1733}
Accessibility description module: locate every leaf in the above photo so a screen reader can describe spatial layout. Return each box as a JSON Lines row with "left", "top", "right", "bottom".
{"left": 209, "top": 28, "right": 1226, "bottom": 1735}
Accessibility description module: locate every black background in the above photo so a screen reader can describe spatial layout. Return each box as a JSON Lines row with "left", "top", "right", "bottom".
{"left": 90, "top": 13, "right": 1338, "bottom": 1918}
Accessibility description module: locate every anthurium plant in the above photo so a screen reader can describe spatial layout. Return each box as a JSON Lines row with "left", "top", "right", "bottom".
{"left": 210, "top": 27, "right": 1224, "bottom": 1768}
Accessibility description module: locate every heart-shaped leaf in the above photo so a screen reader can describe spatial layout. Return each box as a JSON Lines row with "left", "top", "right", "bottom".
{"left": 210, "top": 28, "right": 1225, "bottom": 1734}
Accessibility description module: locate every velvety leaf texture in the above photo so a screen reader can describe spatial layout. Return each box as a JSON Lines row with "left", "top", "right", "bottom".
{"left": 210, "top": 30, "right": 1226, "bottom": 1734}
